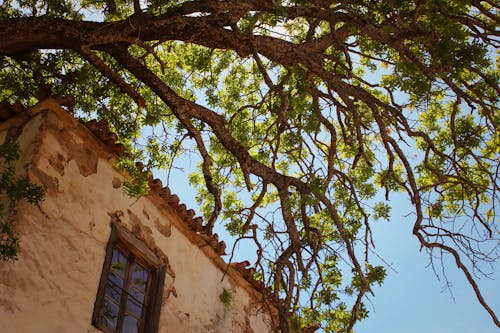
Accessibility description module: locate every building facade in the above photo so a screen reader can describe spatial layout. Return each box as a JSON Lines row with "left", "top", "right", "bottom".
{"left": 0, "top": 98, "right": 275, "bottom": 333}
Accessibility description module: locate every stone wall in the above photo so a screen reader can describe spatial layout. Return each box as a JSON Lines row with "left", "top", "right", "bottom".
{"left": 0, "top": 99, "right": 274, "bottom": 333}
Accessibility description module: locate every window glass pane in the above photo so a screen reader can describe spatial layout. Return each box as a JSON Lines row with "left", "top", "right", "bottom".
{"left": 111, "top": 248, "right": 127, "bottom": 276}
{"left": 99, "top": 298, "right": 119, "bottom": 331}
{"left": 131, "top": 262, "right": 149, "bottom": 291}
{"left": 122, "top": 315, "right": 139, "bottom": 333}
{"left": 105, "top": 281, "right": 122, "bottom": 302}
{"left": 108, "top": 270, "right": 124, "bottom": 293}
{"left": 126, "top": 289, "right": 145, "bottom": 317}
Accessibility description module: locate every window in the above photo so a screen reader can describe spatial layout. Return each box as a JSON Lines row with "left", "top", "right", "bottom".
{"left": 93, "top": 223, "right": 165, "bottom": 333}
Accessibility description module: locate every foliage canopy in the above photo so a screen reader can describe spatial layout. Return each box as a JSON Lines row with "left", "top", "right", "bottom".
{"left": 0, "top": 0, "right": 499, "bottom": 331}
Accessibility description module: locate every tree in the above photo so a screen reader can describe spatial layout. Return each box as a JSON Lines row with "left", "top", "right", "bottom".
{"left": 0, "top": 0, "right": 498, "bottom": 331}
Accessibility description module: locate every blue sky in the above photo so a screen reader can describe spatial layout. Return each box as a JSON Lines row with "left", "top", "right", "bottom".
{"left": 354, "top": 196, "right": 500, "bottom": 333}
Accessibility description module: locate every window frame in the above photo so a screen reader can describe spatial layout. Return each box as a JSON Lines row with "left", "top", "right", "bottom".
{"left": 92, "top": 222, "right": 166, "bottom": 333}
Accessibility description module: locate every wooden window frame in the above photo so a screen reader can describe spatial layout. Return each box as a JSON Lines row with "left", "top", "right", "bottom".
{"left": 92, "top": 223, "right": 166, "bottom": 333}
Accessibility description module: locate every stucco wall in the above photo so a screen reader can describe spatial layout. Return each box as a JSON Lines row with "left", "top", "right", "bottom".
{"left": 0, "top": 100, "right": 273, "bottom": 333}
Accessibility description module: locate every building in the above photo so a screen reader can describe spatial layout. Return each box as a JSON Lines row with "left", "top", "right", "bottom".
{"left": 0, "top": 98, "right": 275, "bottom": 333}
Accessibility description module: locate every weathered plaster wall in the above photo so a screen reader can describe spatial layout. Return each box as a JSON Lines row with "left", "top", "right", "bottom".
{"left": 0, "top": 100, "right": 273, "bottom": 333}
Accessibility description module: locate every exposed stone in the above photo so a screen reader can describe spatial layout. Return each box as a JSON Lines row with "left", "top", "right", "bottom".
{"left": 48, "top": 153, "right": 66, "bottom": 176}
{"left": 27, "top": 166, "right": 60, "bottom": 192}
{"left": 71, "top": 146, "right": 98, "bottom": 177}
{"left": 154, "top": 217, "right": 172, "bottom": 238}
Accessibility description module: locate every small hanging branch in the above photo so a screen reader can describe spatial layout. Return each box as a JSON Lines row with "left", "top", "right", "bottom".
{"left": 80, "top": 45, "right": 147, "bottom": 108}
